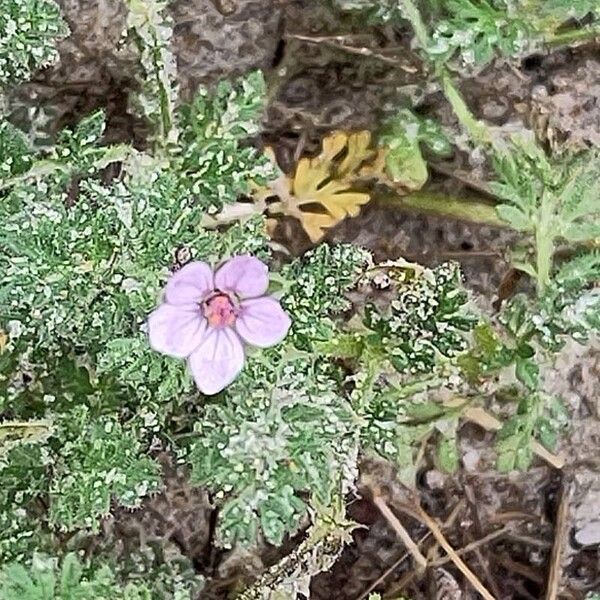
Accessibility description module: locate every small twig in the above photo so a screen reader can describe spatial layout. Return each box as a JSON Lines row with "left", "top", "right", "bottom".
{"left": 356, "top": 500, "right": 465, "bottom": 600}
{"left": 372, "top": 495, "right": 428, "bottom": 570}
{"left": 441, "top": 250, "right": 501, "bottom": 259}
{"left": 496, "top": 557, "right": 577, "bottom": 600}
{"left": 545, "top": 477, "right": 572, "bottom": 600}
{"left": 413, "top": 504, "right": 496, "bottom": 600}
{"left": 287, "top": 33, "right": 373, "bottom": 44}
{"left": 464, "top": 407, "right": 566, "bottom": 470}
{"left": 355, "top": 531, "right": 432, "bottom": 600}
{"left": 507, "top": 532, "right": 553, "bottom": 549}
{"left": 488, "top": 510, "right": 540, "bottom": 523}
{"left": 464, "top": 484, "right": 504, "bottom": 600}
{"left": 496, "top": 556, "right": 545, "bottom": 585}
{"left": 285, "top": 32, "right": 421, "bottom": 72}
{"left": 428, "top": 526, "right": 507, "bottom": 567}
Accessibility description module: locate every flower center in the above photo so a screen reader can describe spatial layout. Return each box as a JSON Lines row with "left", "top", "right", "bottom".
{"left": 204, "top": 293, "right": 236, "bottom": 328}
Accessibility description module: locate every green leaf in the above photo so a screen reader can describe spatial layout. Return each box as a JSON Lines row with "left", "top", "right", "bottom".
{"left": 404, "top": 401, "right": 445, "bottom": 421}
{"left": 555, "top": 251, "right": 600, "bottom": 289}
{"left": 48, "top": 408, "right": 161, "bottom": 532}
{"left": 419, "top": 118, "right": 452, "bottom": 156}
{"left": 496, "top": 419, "right": 534, "bottom": 472}
{"left": 503, "top": 296, "right": 535, "bottom": 339}
{"left": 379, "top": 109, "right": 451, "bottom": 191}
{"left": 536, "top": 417, "right": 557, "bottom": 451}
{"left": 515, "top": 357, "right": 539, "bottom": 390}
{"left": 429, "top": 0, "right": 536, "bottom": 69}
{"left": 0, "top": 120, "right": 33, "bottom": 180}
{"left": 384, "top": 137, "right": 428, "bottom": 190}
{"left": 30, "top": 557, "right": 55, "bottom": 600}
{"left": 473, "top": 322, "right": 501, "bottom": 354}
{"left": 558, "top": 155, "right": 600, "bottom": 222}
{"left": 437, "top": 436, "right": 459, "bottom": 474}
{"left": 496, "top": 204, "right": 532, "bottom": 232}
{"left": 0, "top": 564, "right": 38, "bottom": 599}
{"left": 561, "top": 221, "right": 600, "bottom": 242}
{"left": 496, "top": 449, "right": 516, "bottom": 472}
{"left": 59, "top": 553, "right": 82, "bottom": 595}
{"left": 512, "top": 260, "right": 538, "bottom": 280}
{"left": 315, "top": 333, "right": 365, "bottom": 359}
{"left": 0, "top": 552, "right": 160, "bottom": 600}
{"left": 259, "top": 486, "right": 306, "bottom": 546}
{"left": 516, "top": 343, "right": 535, "bottom": 359}
{"left": 125, "top": 0, "right": 179, "bottom": 146}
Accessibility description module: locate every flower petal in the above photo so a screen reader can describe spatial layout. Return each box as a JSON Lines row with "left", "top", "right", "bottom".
{"left": 188, "top": 327, "right": 245, "bottom": 395}
{"left": 214, "top": 255, "right": 269, "bottom": 299}
{"left": 235, "top": 297, "right": 291, "bottom": 348}
{"left": 148, "top": 304, "right": 206, "bottom": 358}
{"left": 165, "top": 261, "right": 214, "bottom": 305}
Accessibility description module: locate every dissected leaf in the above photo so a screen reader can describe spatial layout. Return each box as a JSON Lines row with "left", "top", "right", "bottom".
{"left": 0, "top": 0, "right": 68, "bottom": 88}
{"left": 255, "top": 131, "right": 376, "bottom": 242}
{"left": 429, "top": 0, "right": 535, "bottom": 69}
{"left": 238, "top": 498, "right": 357, "bottom": 599}
{"left": 212, "top": 121, "right": 451, "bottom": 243}
{"left": 493, "top": 140, "right": 600, "bottom": 292}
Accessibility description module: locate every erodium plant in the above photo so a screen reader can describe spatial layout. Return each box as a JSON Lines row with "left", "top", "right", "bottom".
{"left": 1, "top": 0, "right": 599, "bottom": 598}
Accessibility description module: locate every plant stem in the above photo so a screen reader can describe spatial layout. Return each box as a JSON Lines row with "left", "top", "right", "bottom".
{"left": 534, "top": 192, "right": 555, "bottom": 295}
{"left": 377, "top": 189, "right": 506, "bottom": 227}
{"left": 438, "top": 68, "right": 494, "bottom": 149}
{"left": 397, "top": 0, "right": 429, "bottom": 49}
{"left": 545, "top": 24, "right": 600, "bottom": 47}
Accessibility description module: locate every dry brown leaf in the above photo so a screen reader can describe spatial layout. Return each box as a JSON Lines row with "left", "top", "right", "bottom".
{"left": 255, "top": 130, "right": 381, "bottom": 243}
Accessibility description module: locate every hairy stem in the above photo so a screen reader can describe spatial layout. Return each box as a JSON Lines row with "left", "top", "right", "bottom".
{"left": 378, "top": 189, "right": 505, "bottom": 227}
{"left": 438, "top": 69, "right": 494, "bottom": 148}
{"left": 534, "top": 191, "right": 555, "bottom": 295}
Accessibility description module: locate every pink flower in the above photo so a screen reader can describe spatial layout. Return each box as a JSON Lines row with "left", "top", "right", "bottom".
{"left": 147, "top": 256, "right": 291, "bottom": 395}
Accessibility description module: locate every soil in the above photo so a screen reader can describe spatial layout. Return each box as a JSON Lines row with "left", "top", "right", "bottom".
{"left": 6, "top": 0, "right": 600, "bottom": 598}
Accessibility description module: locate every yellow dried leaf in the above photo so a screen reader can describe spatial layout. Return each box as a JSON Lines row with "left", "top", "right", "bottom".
{"left": 257, "top": 130, "right": 379, "bottom": 243}
{"left": 339, "top": 130, "right": 373, "bottom": 176}
{"left": 0, "top": 420, "right": 54, "bottom": 458}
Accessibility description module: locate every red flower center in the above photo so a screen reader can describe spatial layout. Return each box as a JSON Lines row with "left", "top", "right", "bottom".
{"left": 204, "top": 293, "right": 236, "bottom": 328}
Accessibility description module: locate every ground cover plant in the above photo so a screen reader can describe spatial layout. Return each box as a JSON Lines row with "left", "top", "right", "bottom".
{"left": 1, "top": 0, "right": 599, "bottom": 598}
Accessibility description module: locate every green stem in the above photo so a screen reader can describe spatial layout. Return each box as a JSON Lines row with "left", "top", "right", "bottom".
{"left": 545, "top": 23, "right": 600, "bottom": 47}
{"left": 378, "top": 189, "right": 506, "bottom": 228}
{"left": 398, "top": 0, "right": 430, "bottom": 49}
{"left": 438, "top": 68, "right": 494, "bottom": 149}
{"left": 534, "top": 194, "right": 555, "bottom": 296}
